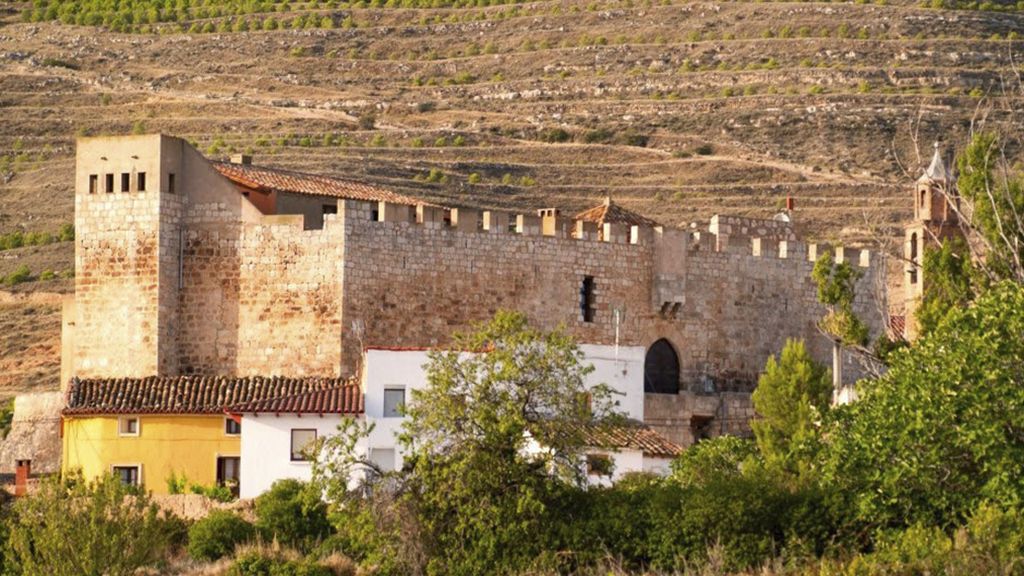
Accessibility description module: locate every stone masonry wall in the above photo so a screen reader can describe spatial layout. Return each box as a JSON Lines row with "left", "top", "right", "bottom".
{"left": 338, "top": 201, "right": 656, "bottom": 375}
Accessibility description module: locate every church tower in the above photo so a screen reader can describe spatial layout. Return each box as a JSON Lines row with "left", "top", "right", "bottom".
{"left": 903, "top": 142, "right": 962, "bottom": 340}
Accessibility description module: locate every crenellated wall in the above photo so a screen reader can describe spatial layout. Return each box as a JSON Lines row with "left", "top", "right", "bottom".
{"left": 69, "top": 135, "right": 888, "bottom": 446}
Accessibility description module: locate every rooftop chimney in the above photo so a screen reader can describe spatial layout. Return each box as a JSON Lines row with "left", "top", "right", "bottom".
{"left": 230, "top": 153, "right": 253, "bottom": 165}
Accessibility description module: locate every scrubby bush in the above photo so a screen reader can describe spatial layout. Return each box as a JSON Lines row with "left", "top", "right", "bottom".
{"left": 188, "top": 510, "right": 255, "bottom": 561}
{"left": 7, "top": 473, "right": 176, "bottom": 575}
{"left": 255, "top": 479, "right": 330, "bottom": 550}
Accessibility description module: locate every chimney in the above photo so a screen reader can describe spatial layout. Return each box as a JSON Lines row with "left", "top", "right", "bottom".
{"left": 786, "top": 196, "right": 795, "bottom": 212}
{"left": 15, "top": 460, "right": 30, "bottom": 497}
{"left": 230, "top": 153, "right": 253, "bottom": 165}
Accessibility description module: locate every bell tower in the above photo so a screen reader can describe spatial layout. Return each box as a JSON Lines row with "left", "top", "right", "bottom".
{"left": 903, "top": 142, "right": 962, "bottom": 340}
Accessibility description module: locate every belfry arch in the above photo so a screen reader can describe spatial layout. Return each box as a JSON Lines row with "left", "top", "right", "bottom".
{"left": 644, "top": 338, "right": 680, "bottom": 394}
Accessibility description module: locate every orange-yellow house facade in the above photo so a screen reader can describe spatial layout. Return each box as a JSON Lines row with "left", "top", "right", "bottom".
{"left": 62, "top": 414, "right": 241, "bottom": 495}
{"left": 61, "top": 375, "right": 355, "bottom": 495}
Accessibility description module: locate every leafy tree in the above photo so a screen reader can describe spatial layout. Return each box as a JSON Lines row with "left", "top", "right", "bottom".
{"left": 822, "top": 281, "right": 1024, "bottom": 532}
{"left": 812, "top": 252, "right": 868, "bottom": 348}
{"left": 751, "top": 339, "right": 831, "bottom": 480}
{"left": 916, "top": 235, "right": 979, "bottom": 335}
{"left": 7, "top": 473, "right": 174, "bottom": 575}
{"left": 956, "top": 132, "right": 1024, "bottom": 283}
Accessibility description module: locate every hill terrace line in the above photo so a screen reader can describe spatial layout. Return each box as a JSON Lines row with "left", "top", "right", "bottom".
{"left": 56, "top": 134, "right": 886, "bottom": 494}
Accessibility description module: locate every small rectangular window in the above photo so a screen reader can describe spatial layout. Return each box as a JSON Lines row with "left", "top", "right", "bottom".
{"left": 121, "top": 173, "right": 130, "bottom": 192}
{"left": 112, "top": 465, "right": 141, "bottom": 486}
{"left": 118, "top": 417, "right": 139, "bottom": 437}
{"left": 383, "top": 388, "right": 406, "bottom": 418}
{"left": 580, "top": 276, "right": 596, "bottom": 323}
{"left": 137, "top": 172, "right": 146, "bottom": 192}
{"left": 225, "top": 417, "right": 241, "bottom": 436}
{"left": 586, "top": 453, "right": 613, "bottom": 477}
{"left": 290, "top": 429, "right": 317, "bottom": 461}
{"left": 88, "top": 174, "right": 98, "bottom": 194}
{"left": 168, "top": 173, "right": 176, "bottom": 194}
{"left": 105, "top": 173, "right": 114, "bottom": 193}
{"left": 322, "top": 204, "right": 337, "bottom": 216}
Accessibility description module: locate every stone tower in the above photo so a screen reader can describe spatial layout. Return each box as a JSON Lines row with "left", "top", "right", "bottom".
{"left": 903, "top": 142, "right": 962, "bottom": 340}
{"left": 67, "top": 135, "right": 186, "bottom": 381}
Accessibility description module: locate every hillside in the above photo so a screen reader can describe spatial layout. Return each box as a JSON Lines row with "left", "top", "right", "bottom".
{"left": 1, "top": 0, "right": 1023, "bottom": 393}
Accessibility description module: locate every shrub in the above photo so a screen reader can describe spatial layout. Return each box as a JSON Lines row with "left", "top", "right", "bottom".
{"left": 357, "top": 113, "right": 375, "bottom": 130}
{"left": 188, "top": 510, "right": 255, "bottom": 561}
{"left": 467, "top": 173, "right": 481, "bottom": 184}
{"left": 254, "top": 479, "right": 330, "bottom": 550}
{"left": 59, "top": 223, "right": 75, "bottom": 242}
{"left": 582, "top": 128, "right": 614, "bottom": 143}
{"left": 5, "top": 265, "right": 31, "bottom": 286}
{"left": 39, "top": 270, "right": 56, "bottom": 281}
{"left": 7, "top": 474, "right": 175, "bottom": 575}
{"left": 540, "top": 128, "right": 571, "bottom": 143}
{"left": 695, "top": 143, "right": 714, "bottom": 156}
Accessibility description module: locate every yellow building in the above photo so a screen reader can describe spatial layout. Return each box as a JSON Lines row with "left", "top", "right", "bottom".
{"left": 62, "top": 375, "right": 348, "bottom": 495}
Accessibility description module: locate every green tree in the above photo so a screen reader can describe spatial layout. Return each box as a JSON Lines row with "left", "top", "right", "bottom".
{"left": 254, "top": 479, "right": 330, "bottom": 550}
{"left": 751, "top": 339, "right": 831, "bottom": 479}
{"left": 822, "top": 281, "right": 1024, "bottom": 532}
{"left": 7, "top": 474, "right": 174, "bottom": 576}
{"left": 916, "top": 235, "right": 979, "bottom": 335}
{"left": 956, "top": 132, "right": 1024, "bottom": 282}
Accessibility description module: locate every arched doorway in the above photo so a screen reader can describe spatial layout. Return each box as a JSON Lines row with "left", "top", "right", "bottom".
{"left": 644, "top": 339, "right": 680, "bottom": 394}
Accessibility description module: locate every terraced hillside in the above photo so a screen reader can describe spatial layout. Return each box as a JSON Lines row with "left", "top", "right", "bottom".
{"left": 1, "top": 0, "right": 1023, "bottom": 391}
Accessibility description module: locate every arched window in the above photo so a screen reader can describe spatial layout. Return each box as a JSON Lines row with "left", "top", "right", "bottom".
{"left": 644, "top": 339, "right": 680, "bottom": 394}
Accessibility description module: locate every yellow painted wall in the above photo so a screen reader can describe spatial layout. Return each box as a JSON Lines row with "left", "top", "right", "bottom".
{"left": 62, "top": 414, "right": 240, "bottom": 495}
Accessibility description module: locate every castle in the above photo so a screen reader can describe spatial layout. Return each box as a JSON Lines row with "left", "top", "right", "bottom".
{"left": 59, "top": 133, "right": 886, "bottom": 459}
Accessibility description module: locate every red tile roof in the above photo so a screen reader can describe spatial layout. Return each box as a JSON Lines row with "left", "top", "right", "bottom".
{"left": 575, "top": 197, "right": 660, "bottom": 228}
{"left": 229, "top": 384, "right": 363, "bottom": 415}
{"left": 63, "top": 376, "right": 363, "bottom": 416}
{"left": 212, "top": 161, "right": 425, "bottom": 206}
{"left": 573, "top": 421, "right": 683, "bottom": 458}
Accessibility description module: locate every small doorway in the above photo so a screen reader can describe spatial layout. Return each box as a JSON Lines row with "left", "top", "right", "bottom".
{"left": 216, "top": 456, "right": 241, "bottom": 496}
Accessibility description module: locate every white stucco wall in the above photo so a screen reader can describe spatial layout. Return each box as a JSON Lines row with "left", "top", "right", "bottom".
{"left": 238, "top": 413, "right": 353, "bottom": 499}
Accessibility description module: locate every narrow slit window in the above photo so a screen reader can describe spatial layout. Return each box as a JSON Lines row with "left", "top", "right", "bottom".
{"left": 105, "top": 173, "right": 114, "bottom": 193}
{"left": 121, "top": 173, "right": 130, "bottom": 192}
{"left": 580, "top": 276, "right": 596, "bottom": 323}
{"left": 88, "top": 174, "right": 98, "bottom": 194}
{"left": 137, "top": 172, "right": 146, "bottom": 192}
{"left": 909, "top": 233, "right": 919, "bottom": 285}
{"left": 168, "top": 173, "right": 176, "bottom": 194}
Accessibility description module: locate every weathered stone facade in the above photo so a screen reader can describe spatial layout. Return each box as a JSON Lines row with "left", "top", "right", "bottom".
{"left": 67, "top": 134, "right": 887, "bottom": 446}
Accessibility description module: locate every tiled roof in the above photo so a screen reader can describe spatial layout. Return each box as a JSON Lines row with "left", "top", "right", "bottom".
{"left": 229, "top": 384, "right": 363, "bottom": 415}
{"left": 212, "top": 161, "right": 425, "bottom": 206}
{"left": 63, "top": 376, "right": 363, "bottom": 416}
{"left": 574, "top": 421, "right": 683, "bottom": 458}
{"left": 575, "top": 197, "right": 660, "bottom": 228}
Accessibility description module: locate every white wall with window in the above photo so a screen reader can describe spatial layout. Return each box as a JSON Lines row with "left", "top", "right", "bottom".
{"left": 237, "top": 414, "right": 355, "bottom": 499}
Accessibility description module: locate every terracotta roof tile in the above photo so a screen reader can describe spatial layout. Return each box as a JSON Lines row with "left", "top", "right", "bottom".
{"left": 229, "top": 384, "right": 363, "bottom": 415}
{"left": 575, "top": 197, "right": 660, "bottom": 228}
{"left": 212, "top": 161, "right": 425, "bottom": 206}
{"left": 63, "top": 376, "right": 363, "bottom": 416}
{"left": 572, "top": 421, "right": 683, "bottom": 458}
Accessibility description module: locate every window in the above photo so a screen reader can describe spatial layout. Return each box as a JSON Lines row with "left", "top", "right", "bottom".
{"left": 290, "top": 429, "right": 316, "bottom": 461}
{"left": 118, "top": 416, "right": 139, "bottom": 437}
{"left": 586, "top": 453, "right": 614, "bottom": 477}
{"left": 88, "top": 174, "right": 98, "bottom": 194}
{"left": 225, "top": 417, "right": 241, "bottom": 436}
{"left": 120, "top": 173, "right": 130, "bottom": 192}
{"left": 104, "top": 173, "right": 114, "bottom": 193}
{"left": 168, "top": 173, "right": 176, "bottom": 194}
{"left": 112, "top": 465, "right": 140, "bottom": 486}
{"left": 137, "top": 172, "right": 146, "bottom": 192}
{"left": 216, "top": 456, "right": 240, "bottom": 495}
{"left": 322, "top": 204, "right": 337, "bottom": 216}
{"left": 644, "top": 339, "right": 680, "bottom": 394}
{"left": 383, "top": 388, "right": 406, "bottom": 418}
{"left": 580, "top": 276, "right": 596, "bottom": 323}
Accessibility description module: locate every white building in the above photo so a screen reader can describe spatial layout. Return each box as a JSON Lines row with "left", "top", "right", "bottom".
{"left": 236, "top": 345, "right": 681, "bottom": 498}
